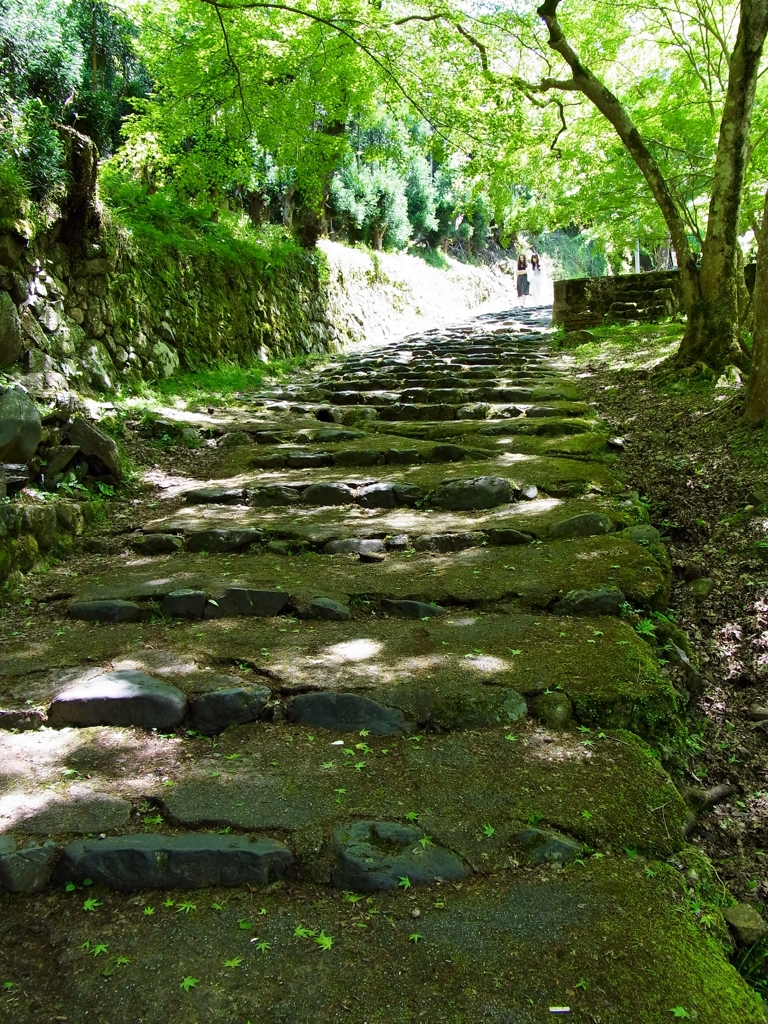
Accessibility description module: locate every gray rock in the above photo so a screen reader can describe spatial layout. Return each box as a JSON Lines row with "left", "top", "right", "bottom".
{"left": 357, "top": 482, "right": 423, "bottom": 508}
{"left": 0, "top": 291, "right": 22, "bottom": 367}
{"left": 55, "top": 833, "right": 294, "bottom": 891}
{"left": 486, "top": 528, "right": 533, "bottom": 546}
{"left": 315, "top": 428, "right": 366, "bottom": 442}
{"left": 43, "top": 444, "right": 80, "bottom": 483}
{"left": 386, "top": 448, "right": 421, "bottom": 465}
{"left": 288, "top": 692, "right": 409, "bottom": 735}
{"left": 218, "top": 430, "right": 251, "bottom": 448}
{"left": 130, "top": 533, "right": 184, "bottom": 556}
{"left": 180, "top": 428, "right": 201, "bottom": 448}
{"left": 187, "top": 685, "right": 271, "bottom": 735}
{"left": 530, "top": 691, "right": 573, "bottom": 730}
{"left": 248, "top": 485, "right": 300, "bottom": 507}
{"left": 324, "top": 538, "right": 362, "bottom": 554}
{"left": 519, "top": 484, "right": 538, "bottom": 500}
{"left": 723, "top": 904, "right": 768, "bottom": 945}
{"left": 515, "top": 828, "right": 584, "bottom": 865}
{"left": 48, "top": 670, "right": 187, "bottom": 729}
{"left": 431, "top": 444, "right": 468, "bottom": 462}
{"left": 204, "top": 587, "right": 289, "bottom": 618}
{"left": 0, "top": 708, "right": 45, "bottom": 731}
{"left": 332, "top": 821, "right": 468, "bottom": 891}
{"left": 66, "top": 416, "right": 122, "bottom": 479}
{"left": 359, "top": 539, "right": 386, "bottom": 555}
{"left": 456, "top": 402, "right": 490, "bottom": 419}
{"left": 381, "top": 599, "right": 447, "bottom": 619}
{"left": 666, "top": 643, "right": 704, "bottom": 694}
{"left": 186, "top": 528, "right": 261, "bottom": 553}
{"left": 184, "top": 486, "right": 246, "bottom": 505}
{"left": 386, "top": 534, "right": 410, "bottom": 551}
{"left": 296, "top": 597, "right": 351, "bottom": 621}
{"left": 286, "top": 452, "right": 332, "bottom": 469}
{"left": 303, "top": 482, "right": 356, "bottom": 505}
{"left": 0, "top": 384, "right": 43, "bottom": 462}
{"left": 552, "top": 587, "right": 626, "bottom": 617}
{"left": 163, "top": 589, "right": 208, "bottom": 619}
{"left": 432, "top": 476, "right": 512, "bottom": 511}
{"left": 0, "top": 839, "right": 58, "bottom": 893}
{"left": 67, "top": 599, "right": 141, "bottom": 623}
{"left": 548, "top": 513, "right": 614, "bottom": 540}
{"left": 413, "top": 532, "right": 481, "bottom": 553}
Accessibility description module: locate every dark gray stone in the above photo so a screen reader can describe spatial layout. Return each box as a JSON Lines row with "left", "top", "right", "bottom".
{"left": 552, "top": 587, "right": 626, "bottom": 617}
{"left": 530, "top": 691, "right": 573, "bottom": 730}
{"left": 296, "top": 597, "right": 351, "bottom": 621}
{"left": 519, "top": 484, "right": 538, "bottom": 500}
{"left": 163, "top": 589, "right": 208, "bottom": 619}
{"left": 502, "top": 690, "right": 528, "bottom": 721}
{"left": 548, "top": 513, "right": 614, "bottom": 540}
{"left": 0, "top": 291, "right": 22, "bottom": 367}
{"left": 386, "top": 448, "right": 421, "bottom": 465}
{"left": 432, "top": 476, "right": 512, "bottom": 511}
{"left": 184, "top": 486, "right": 246, "bottom": 505}
{"left": 386, "top": 534, "right": 409, "bottom": 551}
{"left": 187, "top": 528, "right": 261, "bottom": 553}
{"left": 67, "top": 599, "right": 141, "bottom": 623}
{"left": 324, "top": 538, "right": 362, "bottom": 554}
{"left": 413, "top": 532, "right": 481, "bottom": 553}
{"left": 130, "top": 533, "right": 184, "bottom": 556}
{"left": 315, "top": 428, "right": 366, "bottom": 442}
{"left": 0, "top": 708, "right": 45, "bottom": 731}
{"left": 0, "top": 385, "right": 43, "bottom": 462}
{"left": 248, "top": 485, "right": 300, "bottom": 507}
{"left": 357, "top": 482, "right": 423, "bottom": 508}
{"left": 332, "top": 821, "right": 468, "bottom": 891}
{"left": 286, "top": 452, "right": 332, "bottom": 469}
{"left": 359, "top": 539, "right": 385, "bottom": 555}
{"left": 359, "top": 550, "right": 386, "bottom": 563}
{"left": 55, "top": 833, "right": 294, "bottom": 891}
{"left": 43, "top": 444, "right": 80, "bottom": 483}
{"left": 486, "top": 528, "right": 533, "bottom": 546}
{"left": 381, "top": 599, "right": 447, "bottom": 619}
{"left": 515, "top": 828, "right": 584, "bottom": 865}
{"left": 48, "top": 670, "right": 187, "bottom": 729}
{"left": 204, "top": 587, "right": 289, "bottom": 618}
{"left": 0, "top": 839, "right": 58, "bottom": 893}
{"left": 287, "top": 692, "right": 408, "bottom": 735}
{"left": 303, "top": 482, "right": 355, "bottom": 505}
{"left": 187, "top": 685, "right": 271, "bottom": 735}
{"left": 66, "top": 416, "right": 122, "bottom": 479}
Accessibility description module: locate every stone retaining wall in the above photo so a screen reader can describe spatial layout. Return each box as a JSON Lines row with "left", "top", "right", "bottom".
{"left": 0, "top": 495, "right": 90, "bottom": 589}
{"left": 552, "top": 270, "right": 683, "bottom": 329}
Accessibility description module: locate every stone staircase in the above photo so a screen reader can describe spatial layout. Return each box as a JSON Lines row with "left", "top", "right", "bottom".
{"left": 0, "top": 307, "right": 761, "bottom": 1023}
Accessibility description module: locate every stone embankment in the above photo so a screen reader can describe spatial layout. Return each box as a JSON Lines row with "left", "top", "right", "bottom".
{"left": 0, "top": 308, "right": 762, "bottom": 1022}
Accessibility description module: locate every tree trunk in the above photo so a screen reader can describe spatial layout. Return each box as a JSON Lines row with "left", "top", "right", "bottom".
{"left": 282, "top": 184, "right": 296, "bottom": 228}
{"left": 57, "top": 126, "right": 100, "bottom": 244}
{"left": 743, "top": 188, "right": 768, "bottom": 425}
{"left": 676, "top": 0, "right": 768, "bottom": 369}
{"left": 371, "top": 222, "right": 387, "bottom": 250}
{"left": 92, "top": 6, "right": 98, "bottom": 94}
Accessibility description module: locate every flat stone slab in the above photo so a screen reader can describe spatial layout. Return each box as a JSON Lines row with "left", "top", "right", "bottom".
{"left": 54, "top": 833, "right": 294, "bottom": 890}
{"left": 187, "top": 685, "right": 271, "bottom": 735}
{"left": 67, "top": 600, "right": 140, "bottom": 623}
{"left": 5, "top": 788, "right": 132, "bottom": 835}
{"left": 48, "top": 670, "right": 186, "bottom": 729}
{"left": 0, "top": 838, "right": 57, "bottom": 892}
{"left": 331, "top": 820, "right": 468, "bottom": 891}
{"left": 286, "top": 692, "right": 410, "bottom": 735}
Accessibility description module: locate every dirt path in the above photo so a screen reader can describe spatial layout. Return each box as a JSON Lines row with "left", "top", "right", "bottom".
{"left": 0, "top": 308, "right": 761, "bottom": 1023}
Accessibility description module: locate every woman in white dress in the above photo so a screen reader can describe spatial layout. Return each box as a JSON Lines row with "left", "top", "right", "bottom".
{"left": 529, "top": 253, "right": 544, "bottom": 304}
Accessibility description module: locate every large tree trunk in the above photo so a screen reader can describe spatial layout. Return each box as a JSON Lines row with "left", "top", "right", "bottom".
{"left": 743, "top": 188, "right": 768, "bottom": 425}
{"left": 57, "top": 126, "right": 100, "bottom": 244}
{"left": 676, "top": 0, "right": 768, "bottom": 369}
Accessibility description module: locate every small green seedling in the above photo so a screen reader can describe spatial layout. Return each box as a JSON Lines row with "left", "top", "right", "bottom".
{"left": 91, "top": 944, "right": 108, "bottom": 957}
{"left": 163, "top": 898, "right": 175, "bottom": 908}
{"left": 409, "top": 933, "right": 424, "bottom": 944}
{"left": 294, "top": 925, "right": 317, "bottom": 938}
{"left": 315, "top": 931, "right": 333, "bottom": 951}
{"left": 237, "top": 919, "right": 252, "bottom": 930}
{"left": 398, "top": 876, "right": 411, "bottom": 890}
{"left": 418, "top": 835, "right": 433, "bottom": 849}
{"left": 253, "top": 941, "right": 271, "bottom": 954}
{"left": 669, "top": 1009, "right": 691, "bottom": 1019}
{"left": 177, "top": 901, "right": 196, "bottom": 914}
{"left": 575, "top": 978, "right": 588, "bottom": 990}
{"left": 223, "top": 958, "right": 242, "bottom": 969}
{"left": 143, "top": 906, "right": 155, "bottom": 916}
{"left": 405, "top": 811, "right": 419, "bottom": 822}
{"left": 483, "top": 824, "right": 495, "bottom": 838}
{"left": 581, "top": 810, "right": 592, "bottom": 820}
{"left": 180, "top": 977, "right": 199, "bottom": 992}
{"left": 83, "top": 898, "right": 102, "bottom": 912}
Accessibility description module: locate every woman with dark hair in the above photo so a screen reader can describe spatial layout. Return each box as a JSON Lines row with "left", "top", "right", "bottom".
{"left": 530, "top": 253, "right": 543, "bottom": 304}
{"left": 516, "top": 254, "right": 530, "bottom": 305}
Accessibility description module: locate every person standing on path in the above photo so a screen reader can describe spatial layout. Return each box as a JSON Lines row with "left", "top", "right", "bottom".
{"left": 516, "top": 254, "right": 530, "bottom": 305}
{"left": 529, "top": 253, "right": 543, "bottom": 304}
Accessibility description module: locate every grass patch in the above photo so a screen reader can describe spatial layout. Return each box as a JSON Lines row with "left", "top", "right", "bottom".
{"left": 551, "top": 319, "right": 685, "bottom": 371}
{"left": 407, "top": 245, "right": 451, "bottom": 271}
